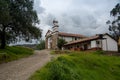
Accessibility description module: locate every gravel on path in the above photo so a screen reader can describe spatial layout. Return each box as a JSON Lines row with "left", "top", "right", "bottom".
{"left": 0, "top": 50, "right": 51, "bottom": 80}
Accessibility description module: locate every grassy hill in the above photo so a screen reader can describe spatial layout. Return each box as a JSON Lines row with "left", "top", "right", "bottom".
{"left": 0, "top": 46, "right": 33, "bottom": 64}
{"left": 30, "top": 51, "right": 120, "bottom": 80}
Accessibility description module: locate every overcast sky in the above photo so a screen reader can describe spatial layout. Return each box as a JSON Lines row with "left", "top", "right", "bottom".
{"left": 34, "top": 0, "right": 120, "bottom": 39}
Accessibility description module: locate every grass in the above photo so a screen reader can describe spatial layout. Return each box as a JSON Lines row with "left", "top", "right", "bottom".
{"left": 0, "top": 46, "right": 33, "bottom": 64}
{"left": 30, "top": 51, "right": 120, "bottom": 80}
{"left": 50, "top": 50, "right": 75, "bottom": 55}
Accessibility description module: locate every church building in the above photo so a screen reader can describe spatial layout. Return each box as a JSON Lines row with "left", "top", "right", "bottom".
{"left": 45, "top": 20, "right": 118, "bottom": 52}
{"left": 45, "top": 20, "right": 86, "bottom": 49}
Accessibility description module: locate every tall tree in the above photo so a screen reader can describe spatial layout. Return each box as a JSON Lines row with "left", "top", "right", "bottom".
{"left": 0, "top": 0, "right": 41, "bottom": 49}
{"left": 106, "top": 3, "right": 120, "bottom": 41}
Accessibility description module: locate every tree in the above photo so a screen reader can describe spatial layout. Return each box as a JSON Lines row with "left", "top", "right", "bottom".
{"left": 37, "top": 40, "right": 45, "bottom": 50}
{"left": 0, "top": 0, "right": 41, "bottom": 49}
{"left": 57, "top": 38, "right": 67, "bottom": 50}
{"left": 106, "top": 3, "right": 120, "bottom": 41}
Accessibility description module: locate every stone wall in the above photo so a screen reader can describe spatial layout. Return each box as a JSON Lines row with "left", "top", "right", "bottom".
{"left": 45, "top": 32, "right": 59, "bottom": 49}
{"left": 51, "top": 32, "right": 58, "bottom": 49}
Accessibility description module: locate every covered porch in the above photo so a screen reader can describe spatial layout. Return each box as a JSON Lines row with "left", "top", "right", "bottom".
{"left": 64, "top": 41, "right": 102, "bottom": 51}
{"left": 64, "top": 35, "right": 104, "bottom": 51}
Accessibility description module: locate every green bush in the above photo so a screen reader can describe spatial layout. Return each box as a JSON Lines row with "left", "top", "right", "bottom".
{"left": 36, "top": 40, "right": 45, "bottom": 50}
{"left": 57, "top": 38, "right": 67, "bottom": 50}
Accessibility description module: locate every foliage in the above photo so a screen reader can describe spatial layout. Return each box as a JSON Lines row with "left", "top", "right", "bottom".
{"left": 50, "top": 50, "right": 71, "bottom": 54}
{"left": 50, "top": 50, "right": 55, "bottom": 54}
{"left": 57, "top": 38, "right": 67, "bottom": 50}
{"left": 93, "top": 50, "right": 105, "bottom": 54}
{"left": 0, "top": 0, "right": 41, "bottom": 49}
{"left": 30, "top": 51, "right": 120, "bottom": 80}
{"left": 36, "top": 40, "right": 45, "bottom": 50}
{"left": 0, "top": 46, "right": 33, "bottom": 64}
{"left": 106, "top": 3, "right": 120, "bottom": 41}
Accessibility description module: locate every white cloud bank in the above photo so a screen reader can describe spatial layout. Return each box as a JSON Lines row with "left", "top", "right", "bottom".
{"left": 34, "top": 0, "right": 120, "bottom": 38}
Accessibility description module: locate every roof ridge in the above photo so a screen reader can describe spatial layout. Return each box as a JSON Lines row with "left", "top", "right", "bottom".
{"left": 58, "top": 32, "right": 87, "bottom": 37}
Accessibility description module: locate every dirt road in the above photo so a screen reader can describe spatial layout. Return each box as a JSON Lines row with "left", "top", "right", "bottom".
{"left": 0, "top": 50, "right": 51, "bottom": 80}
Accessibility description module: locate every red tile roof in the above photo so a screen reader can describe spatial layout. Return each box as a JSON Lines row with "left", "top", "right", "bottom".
{"left": 64, "top": 35, "right": 100, "bottom": 46}
{"left": 58, "top": 32, "right": 86, "bottom": 38}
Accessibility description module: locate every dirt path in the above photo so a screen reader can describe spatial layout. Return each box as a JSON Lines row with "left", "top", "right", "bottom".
{"left": 0, "top": 50, "right": 51, "bottom": 80}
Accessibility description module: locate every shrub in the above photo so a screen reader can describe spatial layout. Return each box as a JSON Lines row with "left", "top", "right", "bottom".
{"left": 57, "top": 38, "right": 67, "bottom": 50}
{"left": 36, "top": 40, "right": 45, "bottom": 50}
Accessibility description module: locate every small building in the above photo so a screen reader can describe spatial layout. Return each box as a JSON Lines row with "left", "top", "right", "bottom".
{"left": 64, "top": 34, "right": 118, "bottom": 52}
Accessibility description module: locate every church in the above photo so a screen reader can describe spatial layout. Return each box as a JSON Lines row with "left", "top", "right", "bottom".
{"left": 45, "top": 20, "right": 118, "bottom": 51}
{"left": 45, "top": 20, "right": 86, "bottom": 49}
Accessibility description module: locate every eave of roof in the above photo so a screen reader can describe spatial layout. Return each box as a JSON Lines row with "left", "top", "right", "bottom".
{"left": 64, "top": 35, "right": 100, "bottom": 46}
{"left": 58, "top": 32, "right": 86, "bottom": 38}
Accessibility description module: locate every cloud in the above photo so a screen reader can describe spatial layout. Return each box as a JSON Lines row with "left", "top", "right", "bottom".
{"left": 34, "top": 0, "right": 120, "bottom": 38}
{"left": 34, "top": 0, "right": 45, "bottom": 14}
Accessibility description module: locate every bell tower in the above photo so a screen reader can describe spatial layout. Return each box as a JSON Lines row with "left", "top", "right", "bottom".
{"left": 51, "top": 19, "right": 59, "bottom": 49}
{"left": 52, "top": 19, "right": 59, "bottom": 33}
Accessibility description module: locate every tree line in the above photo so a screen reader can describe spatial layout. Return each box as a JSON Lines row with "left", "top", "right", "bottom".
{"left": 107, "top": 3, "right": 120, "bottom": 41}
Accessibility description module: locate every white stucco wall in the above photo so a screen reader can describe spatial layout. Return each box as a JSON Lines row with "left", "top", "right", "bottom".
{"left": 91, "top": 40, "right": 97, "bottom": 48}
{"left": 102, "top": 35, "right": 118, "bottom": 51}
{"left": 59, "top": 36, "right": 81, "bottom": 42}
{"left": 48, "top": 37, "right": 51, "bottom": 49}
{"left": 64, "top": 37, "right": 73, "bottom": 42}
{"left": 91, "top": 40, "right": 102, "bottom": 48}
{"left": 59, "top": 36, "right": 72, "bottom": 42}
{"left": 88, "top": 44, "right": 91, "bottom": 49}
